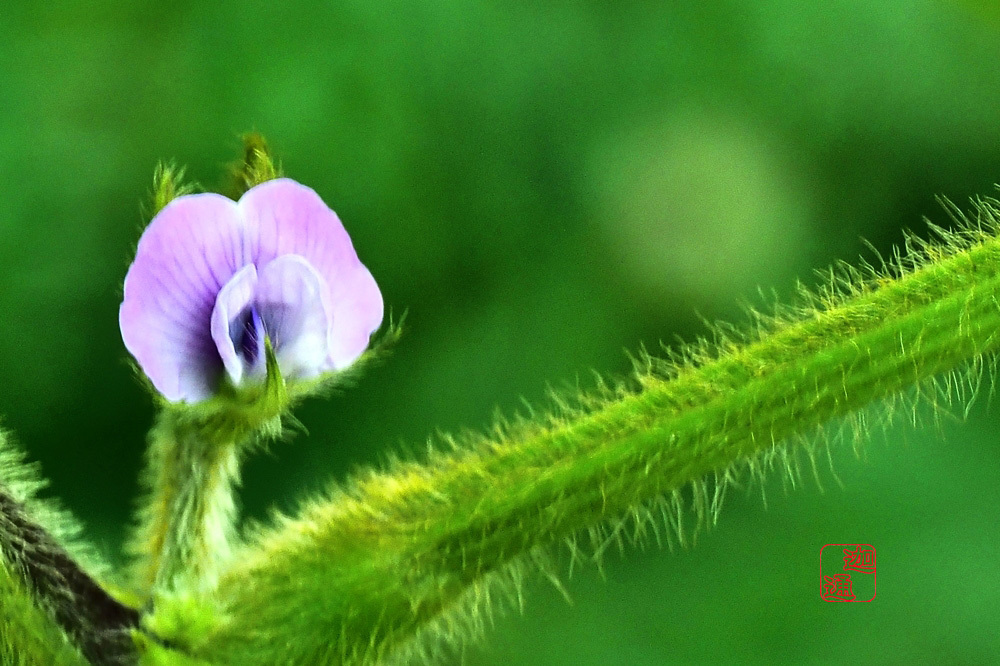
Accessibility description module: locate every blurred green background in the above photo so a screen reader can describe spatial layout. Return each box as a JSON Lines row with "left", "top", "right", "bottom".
{"left": 1, "top": 1, "right": 999, "bottom": 663}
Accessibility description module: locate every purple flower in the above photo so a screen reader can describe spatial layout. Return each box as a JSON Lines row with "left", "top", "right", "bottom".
{"left": 120, "top": 178, "right": 383, "bottom": 403}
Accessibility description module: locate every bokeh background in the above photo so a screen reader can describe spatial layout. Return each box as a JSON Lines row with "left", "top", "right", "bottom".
{"left": 2, "top": 1, "right": 1000, "bottom": 663}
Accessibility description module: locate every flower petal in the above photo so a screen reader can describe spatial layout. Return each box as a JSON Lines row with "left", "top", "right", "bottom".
{"left": 210, "top": 263, "right": 258, "bottom": 386}
{"left": 255, "top": 254, "right": 332, "bottom": 378}
{"left": 327, "top": 264, "right": 384, "bottom": 369}
{"left": 238, "top": 179, "right": 356, "bottom": 283}
{"left": 120, "top": 193, "right": 248, "bottom": 402}
{"left": 239, "top": 179, "right": 384, "bottom": 369}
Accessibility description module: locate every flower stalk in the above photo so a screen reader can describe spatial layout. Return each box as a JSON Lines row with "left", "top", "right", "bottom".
{"left": 128, "top": 340, "right": 292, "bottom": 599}
{"left": 129, "top": 416, "right": 244, "bottom": 598}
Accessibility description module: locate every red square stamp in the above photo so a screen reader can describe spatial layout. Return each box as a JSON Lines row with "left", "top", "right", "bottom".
{"left": 820, "top": 544, "right": 876, "bottom": 602}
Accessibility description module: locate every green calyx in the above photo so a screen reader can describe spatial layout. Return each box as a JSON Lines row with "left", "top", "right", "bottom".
{"left": 165, "top": 337, "right": 289, "bottom": 450}
{"left": 161, "top": 318, "right": 402, "bottom": 449}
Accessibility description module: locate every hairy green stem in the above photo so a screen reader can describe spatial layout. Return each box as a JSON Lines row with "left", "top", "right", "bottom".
{"left": 175, "top": 209, "right": 1000, "bottom": 664}
{"left": 128, "top": 339, "right": 292, "bottom": 601}
{"left": 129, "top": 416, "right": 242, "bottom": 598}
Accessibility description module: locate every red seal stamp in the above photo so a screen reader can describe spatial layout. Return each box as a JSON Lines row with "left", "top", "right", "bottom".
{"left": 821, "top": 544, "right": 876, "bottom": 602}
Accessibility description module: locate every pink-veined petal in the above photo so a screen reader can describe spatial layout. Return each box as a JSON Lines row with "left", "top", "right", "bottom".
{"left": 210, "top": 264, "right": 258, "bottom": 386}
{"left": 120, "top": 193, "right": 248, "bottom": 402}
{"left": 256, "top": 254, "right": 332, "bottom": 378}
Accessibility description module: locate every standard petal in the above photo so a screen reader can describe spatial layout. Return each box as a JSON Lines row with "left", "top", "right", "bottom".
{"left": 121, "top": 193, "right": 248, "bottom": 402}
{"left": 210, "top": 264, "right": 258, "bottom": 386}
{"left": 238, "top": 179, "right": 362, "bottom": 293}
{"left": 238, "top": 178, "right": 384, "bottom": 369}
{"left": 255, "top": 254, "right": 332, "bottom": 378}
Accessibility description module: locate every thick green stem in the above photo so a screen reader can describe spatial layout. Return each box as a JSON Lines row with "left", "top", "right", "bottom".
{"left": 129, "top": 416, "right": 242, "bottom": 598}
{"left": 179, "top": 208, "right": 1000, "bottom": 665}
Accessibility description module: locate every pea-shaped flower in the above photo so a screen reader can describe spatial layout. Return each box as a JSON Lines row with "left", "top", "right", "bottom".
{"left": 120, "top": 178, "right": 383, "bottom": 403}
